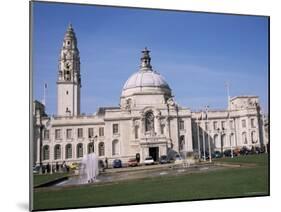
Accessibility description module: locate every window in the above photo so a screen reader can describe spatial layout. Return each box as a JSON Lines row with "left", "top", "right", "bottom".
{"left": 214, "top": 134, "right": 219, "bottom": 148}
{"left": 145, "top": 111, "right": 154, "bottom": 132}
{"left": 65, "top": 71, "right": 71, "bottom": 81}
{"left": 205, "top": 122, "right": 209, "bottom": 131}
{"left": 179, "top": 120, "right": 185, "bottom": 130}
{"left": 65, "top": 144, "right": 72, "bottom": 159}
{"left": 179, "top": 135, "right": 185, "bottom": 151}
{"left": 66, "top": 91, "right": 68, "bottom": 95}
{"left": 213, "top": 121, "right": 218, "bottom": 130}
{"left": 135, "top": 125, "right": 139, "bottom": 139}
{"left": 44, "top": 130, "right": 49, "bottom": 140}
{"left": 160, "top": 124, "right": 165, "bottom": 135}
{"left": 242, "top": 120, "right": 246, "bottom": 128}
{"left": 66, "top": 129, "right": 72, "bottom": 139}
{"left": 43, "top": 145, "right": 49, "bottom": 160}
{"left": 251, "top": 131, "right": 257, "bottom": 143}
{"left": 77, "top": 128, "right": 83, "bottom": 138}
{"left": 54, "top": 145, "right": 61, "bottom": 160}
{"left": 88, "top": 128, "right": 94, "bottom": 138}
{"left": 77, "top": 143, "right": 83, "bottom": 158}
{"left": 112, "top": 140, "right": 119, "bottom": 155}
{"left": 88, "top": 143, "right": 94, "bottom": 154}
{"left": 113, "top": 124, "right": 119, "bottom": 134}
{"left": 242, "top": 132, "right": 247, "bottom": 144}
{"left": 221, "top": 134, "right": 226, "bottom": 147}
{"left": 55, "top": 129, "right": 61, "bottom": 139}
{"left": 230, "top": 133, "right": 234, "bottom": 146}
{"left": 251, "top": 118, "right": 255, "bottom": 128}
{"left": 229, "top": 120, "right": 234, "bottom": 129}
{"left": 222, "top": 121, "right": 226, "bottom": 130}
{"left": 99, "top": 127, "right": 104, "bottom": 137}
{"left": 98, "top": 142, "right": 105, "bottom": 156}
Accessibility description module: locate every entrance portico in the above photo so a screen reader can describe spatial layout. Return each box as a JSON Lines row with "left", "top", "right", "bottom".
{"left": 140, "top": 136, "right": 168, "bottom": 162}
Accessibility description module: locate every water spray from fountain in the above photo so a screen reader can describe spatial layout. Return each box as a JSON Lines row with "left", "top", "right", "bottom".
{"left": 79, "top": 153, "right": 99, "bottom": 184}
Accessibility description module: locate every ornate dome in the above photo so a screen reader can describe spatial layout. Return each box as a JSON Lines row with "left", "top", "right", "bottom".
{"left": 123, "top": 70, "right": 170, "bottom": 90}
{"left": 121, "top": 48, "right": 171, "bottom": 97}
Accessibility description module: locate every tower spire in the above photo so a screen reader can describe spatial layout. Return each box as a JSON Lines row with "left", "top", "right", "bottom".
{"left": 140, "top": 47, "right": 152, "bottom": 71}
{"left": 57, "top": 24, "right": 81, "bottom": 116}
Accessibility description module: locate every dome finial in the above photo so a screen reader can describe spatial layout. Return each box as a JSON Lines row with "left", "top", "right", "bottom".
{"left": 140, "top": 47, "right": 152, "bottom": 70}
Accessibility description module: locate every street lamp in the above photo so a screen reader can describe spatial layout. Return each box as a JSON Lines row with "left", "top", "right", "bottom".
{"left": 39, "top": 125, "right": 43, "bottom": 174}
{"left": 217, "top": 128, "right": 223, "bottom": 155}
{"left": 228, "top": 112, "right": 234, "bottom": 158}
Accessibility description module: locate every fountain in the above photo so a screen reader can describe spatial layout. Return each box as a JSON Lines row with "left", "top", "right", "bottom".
{"left": 79, "top": 153, "right": 99, "bottom": 184}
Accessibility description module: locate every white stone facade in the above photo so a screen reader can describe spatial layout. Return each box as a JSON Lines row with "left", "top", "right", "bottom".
{"left": 33, "top": 26, "right": 267, "bottom": 166}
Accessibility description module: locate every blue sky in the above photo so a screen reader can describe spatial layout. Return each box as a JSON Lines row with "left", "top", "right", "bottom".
{"left": 32, "top": 2, "right": 268, "bottom": 115}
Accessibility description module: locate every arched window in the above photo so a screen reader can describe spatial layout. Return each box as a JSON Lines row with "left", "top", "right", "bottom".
{"left": 230, "top": 133, "right": 234, "bottom": 147}
{"left": 88, "top": 142, "right": 94, "bottom": 154}
{"left": 43, "top": 145, "right": 49, "bottom": 160}
{"left": 98, "top": 142, "right": 105, "bottom": 156}
{"left": 135, "top": 125, "right": 139, "bottom": 139}
{"left": 221, "top": 134, "right": 226, "bottom": 148}
{"left": 65, "top": 144, "right": 72, "bottom": 159}
{"left": 179, "top": 135, "right": 185, "bottom": 151}
{"left": 242, "top": 132, "right": 247, "bottom": 144}
{"left": 112, "top": 140, "right": 119, "bottom": 156}
{"left": 214, "top": 134, "right": 219, "bottom": 148}
{"left": 251, "top": 131, "right": 257, "bottom": 144}
{"left": 54, "top": 144, "right": 61, "bottom": 160}
{"left": 145, "top": 111, "right": 154, "bottom": 132}
{"left": 77, "top": 143, "right": 83, "bottom": 158}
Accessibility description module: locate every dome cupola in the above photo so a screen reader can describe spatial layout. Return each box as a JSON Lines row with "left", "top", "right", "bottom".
{"left": 121, "top": 48, "right": 171, "bottom": 97}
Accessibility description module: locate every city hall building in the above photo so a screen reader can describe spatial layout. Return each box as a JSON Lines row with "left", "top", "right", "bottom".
{"left": 33, "top": 25, "right": 267, "bottom": 166}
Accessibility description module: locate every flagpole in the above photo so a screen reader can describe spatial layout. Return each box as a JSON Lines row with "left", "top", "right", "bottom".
{"left": 228, "top": 111, "right": 233, "bottom": 158}
{"left": 206, "top": 106, "right": 212, "bottom": 163}
{"left": 202, "top": 110, "right": 206, "bottom": 161}
{"left": 196, "top": 114, "right": 201, "bottom": 161}
{"left": 226, "top": 81, "right": 230, "bottom": 109}
{"left": 43, "top": 83, "right": 47, "bottom": 114}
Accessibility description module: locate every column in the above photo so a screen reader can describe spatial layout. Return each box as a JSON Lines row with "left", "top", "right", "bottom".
{"left": 36, "top": 127, "right": 41, "bottom": 164}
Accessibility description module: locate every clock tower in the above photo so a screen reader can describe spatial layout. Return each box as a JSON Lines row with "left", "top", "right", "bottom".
{"left": 57, "top": 24, "right": 81, "bottom": 116}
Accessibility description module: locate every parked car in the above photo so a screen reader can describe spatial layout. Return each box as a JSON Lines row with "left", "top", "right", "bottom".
{"left": 224, "top": 149, "right": 238, "bottom": 157}
{"left": 239, "top": 146, "right": 251, "bottom": 155}
{"left": 233, "top": 148, "right": 240, "bottom": 156}
{"left": 251, "top": 146, "right": 262, "bottom": 154}
{"left": 212, "top": 151, "right": 223, "bottom": 158}
{"left": 33, "top": 165, "right": 40, "bottom": 174}
{"left": 144, "top": 156, "right": 154, "bottom": 165}
{"left": 223, "top": 149, "right": 232, "bottom": 157}
{"left": 200, "top": 152, "right": 210, "bottom": 160}
{"left": 159, "top": 155, "right": 170, "bottom": 164}
{"left": 113, "top": 159, "right": 122, "bottom": 168}
{"left": 174, "top": 154, "right": 183, "bottom": 164}
{"left": 128, "top": 158, "right": 138, "bottom": 167}
{"left": 98, "top": 160, "right": 105, "bottom": 172}
{"left": 69, "top": 162, "right": 79, "bottom": 170}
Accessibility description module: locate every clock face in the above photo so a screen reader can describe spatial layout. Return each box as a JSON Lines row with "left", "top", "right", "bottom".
{"left": 65, "top": 62, "right": 72, "bottom": 70}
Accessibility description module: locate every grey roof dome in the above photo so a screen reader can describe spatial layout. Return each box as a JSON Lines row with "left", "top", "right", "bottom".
{"left": 122, "top": 48, "right": 171, "bottom": 95}
{"left": 123, "top": 70, "right": 170, "bottom": 90}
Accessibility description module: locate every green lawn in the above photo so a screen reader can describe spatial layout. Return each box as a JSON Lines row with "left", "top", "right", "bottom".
{"left": 33, "top": 173, "right": 69, "bottom": 187}
{"left": 33, "top": 154, "right": 269, "bottom": 210}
